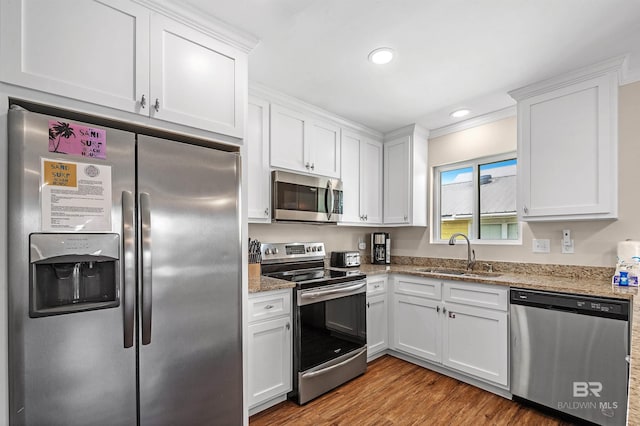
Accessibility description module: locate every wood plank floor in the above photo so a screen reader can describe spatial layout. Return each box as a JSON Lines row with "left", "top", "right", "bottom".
{"left": 250, "top": 355, "right": 574, "bottom": 425}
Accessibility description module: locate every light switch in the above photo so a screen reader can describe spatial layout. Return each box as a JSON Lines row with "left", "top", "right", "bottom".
{"left": 532, "top": 239, "right": 551, "bottom": 253}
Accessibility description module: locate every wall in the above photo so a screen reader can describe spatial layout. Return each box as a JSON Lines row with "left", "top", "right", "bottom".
{"left": 248, "top": 223, "right": 379, "bottom": 254}
{"left": 391, "top": 81, "right": 640, "bottom": 267}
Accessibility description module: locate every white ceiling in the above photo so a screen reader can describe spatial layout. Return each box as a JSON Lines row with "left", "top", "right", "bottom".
{"left": 179, "top": 0, "right": 640, "bottom": 133}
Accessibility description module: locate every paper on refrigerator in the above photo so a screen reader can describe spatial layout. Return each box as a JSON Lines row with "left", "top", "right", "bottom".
{"left": 40, "top": 158, "right": 112, "bottom": 232}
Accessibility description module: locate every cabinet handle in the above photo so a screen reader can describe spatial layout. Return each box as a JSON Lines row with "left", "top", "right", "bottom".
{"left": 311, "top": 163, "right": 315, "bottom": 170}
{"left": 153, "top": 98, "right": 160, "bottom": 112}
{"left": 305, "top": 162, "right": 310, "bottom": 169}
{"left": 364, "top": 214, "right": 368, "bottom": 221}
{"left": 404, "top": 215, "right": 408, "bottom": 221}
{"left": 367, "top": 302, "right": 370, "bottom": 308}
{"left": 523, "top": 206, "right": 529, "bottom": 214}
{"left": 286, "top": 322, "right": 290, "bottom": 330}
{"left": 264, "top": 304, "right": 273, "bottom": 310}
{"left": 449, "top": 311, "right": 456, "bottom": 319}
{"left": 140, "top": 94, "right": 147, "bottom": 109}
{"left": 436, "top": 306, "right": 440, "bottom": 313}
{"left": 442, "top": 307, "right": 447, "bottom": 314}
{"left": 264, "top": 207, "right": 269, "bottom": 216}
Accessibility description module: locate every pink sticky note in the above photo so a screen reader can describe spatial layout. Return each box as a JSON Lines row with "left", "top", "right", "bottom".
{"left": 48, "top": 120, "right": 107, "bottom": 159}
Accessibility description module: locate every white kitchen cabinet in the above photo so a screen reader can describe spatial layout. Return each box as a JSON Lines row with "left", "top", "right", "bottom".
{"left": 247, "top": 97, "right": 271, "bottom": 222}
{"left": 391, "top": 275, "right": 508, "bottom": 388}
{"left": 247, "top": 289, "right": 292, "bottom": 413}
{"left": 0, "top": 0, "right": 246, "bottom": 138}
{"left": 149, "top": 13, "right": 246, "bottom": 137}
{"left": 441, "top": 302, "right": 508, "bottom": 387}
{"left": 509, "top": 59, "right": 622, "bottom": 221}
{"left": 340, "top": 130, "right": 383, "bottom": 224}
{"left": 366, "top": 276, "right": 388, "bottom": 359}
{"left": 383, "top": 125, "right": 428, "bottom": 225}
{"left": 270, "top": 104, "right": 341, "bottom": 178}
{"left": 393, "top": 294, "right": 441, "bottom": 362}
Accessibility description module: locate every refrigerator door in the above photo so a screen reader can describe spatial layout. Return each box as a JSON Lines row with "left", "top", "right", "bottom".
{"left": 137, "top": 135, "right": 242, "bottom": 424}
{"left": 7, "top": 108, "right": 137, "bottom": 425}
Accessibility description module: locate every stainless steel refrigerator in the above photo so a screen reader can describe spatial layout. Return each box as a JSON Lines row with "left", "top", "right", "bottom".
{"left": 7, "top": 106, "right": 242, "bottom": 425}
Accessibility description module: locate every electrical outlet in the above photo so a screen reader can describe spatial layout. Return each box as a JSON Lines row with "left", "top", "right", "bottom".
{"left": 532, "top": 239, "right": 550, "bottom": 253}
{"left": 358, "top": 237, "right": 366, "bottom": 250}
{"left": 562, "top": 239, "right": 575, "bottom": 254}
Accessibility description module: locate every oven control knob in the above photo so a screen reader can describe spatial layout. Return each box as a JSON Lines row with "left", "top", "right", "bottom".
{"left": 273, "top": 248, "right": 279, "bottom": 254}
{"left": 265, "top": 248, "right": 272, "bottom": 255}
{"left": 316, "top": 245, "right": 322, "bottom": 252}
{"left": 306, "top": 246, "right": 312, "bottom": 252}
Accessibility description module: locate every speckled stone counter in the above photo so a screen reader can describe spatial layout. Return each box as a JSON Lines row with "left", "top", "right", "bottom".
{"left": 248, "top": 274, "right": 294, "bottom": 293}
{"left": 251, "top": 256, "right": 640, "bottom": 424}
{"left": 341, "top": 259, "right": 640, "bottom": 425}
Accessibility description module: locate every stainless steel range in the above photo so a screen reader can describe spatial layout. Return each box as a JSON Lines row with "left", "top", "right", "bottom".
{"left": 261, "top": 242, "right": 368, "bottom": 405}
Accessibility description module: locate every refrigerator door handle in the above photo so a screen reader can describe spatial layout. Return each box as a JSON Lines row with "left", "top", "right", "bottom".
{"left": 140, "top": 192, "right": 153, "bottom": 345}
{"left": 122, "top": 191, "right": 135, "bottom": 348}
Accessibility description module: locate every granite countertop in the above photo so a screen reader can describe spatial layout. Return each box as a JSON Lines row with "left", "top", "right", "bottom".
{"left": 248, "top": 259, "right": 640, "bottom": 424}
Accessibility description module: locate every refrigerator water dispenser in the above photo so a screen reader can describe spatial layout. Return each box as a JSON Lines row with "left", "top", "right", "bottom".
{"left": 30, "top": 233, "right": 120, "bottom": 317}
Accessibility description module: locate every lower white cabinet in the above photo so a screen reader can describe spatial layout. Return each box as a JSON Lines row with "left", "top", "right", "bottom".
{"left": 391, "top": 275, "right": 508, "bottom": 388}
{"left": 247, "top": 289, "right": 292, "bottom": 411}
{"left": 366, "top": 276, "right": 388, "bottom": 358}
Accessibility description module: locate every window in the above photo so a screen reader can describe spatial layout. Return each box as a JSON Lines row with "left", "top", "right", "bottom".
{"left": 434, "top": 153, "right": 519, "bottom": 243}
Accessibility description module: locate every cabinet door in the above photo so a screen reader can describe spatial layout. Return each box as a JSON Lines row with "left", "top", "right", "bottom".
{"left": 360, "top": 138, "right": 383, "bottom": 224}
{"left": 149, "top": 13, "right": 246, "bottom": 137}
{"left": 384, "top": 136, "right": 411, "bottom": 224}
{"left": 393, "top": 294, "right": 441, "bottom": 362}
{"left": 518, "top": 73, "right": 616, "bottom": 220}
{"left": 248, "top": 316, "right": 292, "bottom": 408}
{"left": 308, "top": 119, "right": 341, "bottom": 178}
{"left": 0, "top": 0, "right": 149, "bottom": 113}
{"left": 367, "top": 293, "right": 388, "bottom": 357}
{"left": 442, "top": 302, "right": 508, "bottom": 387}
{"left": 247, "top": 97, "right": 271, "bottom": 222}
{"left": 270, "top": 104, "right": 308, "bottom": 172}
{"left": 340, "top": 130, "right": 362, "bottom": 223}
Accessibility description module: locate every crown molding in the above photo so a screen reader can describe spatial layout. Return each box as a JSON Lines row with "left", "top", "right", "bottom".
{"left": 429, "top": 106, "right": 516, "bottom": 139}
{"left": 383, "top": 123, "right": 430, "bottom": 142}
{"left": 133, "top": 0, "right": 259, "bottom": 53}
{"left": 249, "top": 82, "right": 384, "bottom": 140}
{"left": 508, "top": 55, "right": 627, "bottom": 101}
{"left": 621, "top": 60, "right": 640, "bottom": 85}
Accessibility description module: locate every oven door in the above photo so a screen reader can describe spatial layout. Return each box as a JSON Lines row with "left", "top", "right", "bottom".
{"left": 296, "top": 280, "right": 366, "bottom": 372}
{"left": 272, "top": 170, "right": 343, "bottom": 223}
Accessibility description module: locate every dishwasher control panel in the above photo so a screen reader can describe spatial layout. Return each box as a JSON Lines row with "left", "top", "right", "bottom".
{"left": 511, "top": 288, "right": 629, "bottom": 320}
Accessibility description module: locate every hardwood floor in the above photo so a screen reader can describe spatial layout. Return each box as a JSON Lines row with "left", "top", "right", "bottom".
{"left": 250, "top": 355, "right": 574, "bottom": 425}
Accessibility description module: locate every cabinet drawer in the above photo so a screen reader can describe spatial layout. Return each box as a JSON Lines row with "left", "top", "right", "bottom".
{"left": 394, "top": 275, "right": 441, "bottom": 300}
{"left": 367, "top": 276, "right": 387, "bottom": 295}
{"left": 443, "top": 281, "right": 508, "bottom": 311}
{"left": 248, "top": 289, "right": 291, "bottom": 323}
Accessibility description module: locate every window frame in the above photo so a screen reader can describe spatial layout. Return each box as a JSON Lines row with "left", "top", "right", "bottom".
{"left": 431, "top": 152, "right": 522, "bottom": 245}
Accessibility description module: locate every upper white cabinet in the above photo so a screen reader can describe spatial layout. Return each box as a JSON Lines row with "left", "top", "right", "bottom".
{"left": 340, "top": 130, "right": 383, "bottom": 224}
{"left": 509, "top": 58, "right": 622, "bottom": 221}
{"left": 0, "top": 0, "right": 247, "bottom": 138}
{"left": 247, "top": 97, "right": 271, "bottom": 222}
{"left": 149, "top": 13, "right": 246, "bottom": 137}
{"left": 270, "top": 104, "right": 340, "bottom": 178}
{"left": 383, "top": 125, "right": 428, "bottom": 226}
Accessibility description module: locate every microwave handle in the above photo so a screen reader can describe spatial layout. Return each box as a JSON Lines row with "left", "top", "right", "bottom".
{"left": 326, "top": 180, "right": 334, "bottom": 220}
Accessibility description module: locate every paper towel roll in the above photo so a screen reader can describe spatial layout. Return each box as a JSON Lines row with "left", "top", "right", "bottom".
{"left": 617, "top": 241, "right": 640, "bottom": 261}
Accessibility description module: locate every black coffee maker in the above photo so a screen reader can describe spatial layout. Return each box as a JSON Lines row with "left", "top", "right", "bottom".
{"left": 371, "top": 232, "right": 390, "bottom": 264}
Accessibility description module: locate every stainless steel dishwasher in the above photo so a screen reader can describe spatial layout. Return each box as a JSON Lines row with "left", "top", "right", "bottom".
{"left": 510, "top": 288, "right": 630, "bottom": 426}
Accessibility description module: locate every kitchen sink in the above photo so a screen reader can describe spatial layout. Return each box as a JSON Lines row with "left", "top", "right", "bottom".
{"left": 415, "top": 268, "right": 502, "bottom": 278}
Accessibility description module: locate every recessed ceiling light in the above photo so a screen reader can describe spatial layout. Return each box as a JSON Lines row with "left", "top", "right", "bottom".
{"left": 368, "top": 47, "right": 394, "bottom": 65}
{"left": 450, "top": 109, "right": 470, "bottom": 118}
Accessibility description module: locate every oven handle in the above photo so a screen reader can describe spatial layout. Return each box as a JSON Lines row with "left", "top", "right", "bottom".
{"left": 300, "top": 281, "right": 366, "bottom": 300}
{"left": 301, "top": 347, "right": 367, "bottom": 379}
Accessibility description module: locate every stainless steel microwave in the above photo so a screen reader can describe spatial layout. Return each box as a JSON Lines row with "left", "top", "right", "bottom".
{"left": 272, "top": 170, "right": 343, "bottom": 223}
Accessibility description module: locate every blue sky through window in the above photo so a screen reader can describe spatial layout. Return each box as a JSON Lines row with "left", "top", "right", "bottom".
{"left": 441, "top": 159, "right": 516, "bottom": 185}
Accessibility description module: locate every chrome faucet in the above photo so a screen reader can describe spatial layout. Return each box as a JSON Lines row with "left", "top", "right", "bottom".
{"left": 448, "top": 233, "right": 476, "bottom": 271}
